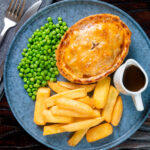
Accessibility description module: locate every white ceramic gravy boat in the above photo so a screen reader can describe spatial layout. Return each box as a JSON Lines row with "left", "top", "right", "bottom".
{"left": 113, "top": 59, "right": 148, "bottom": 111}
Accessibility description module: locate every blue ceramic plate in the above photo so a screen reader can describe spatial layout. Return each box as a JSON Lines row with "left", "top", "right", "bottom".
{"left": 4, "top": 0, "right": 150, "bottom": 149}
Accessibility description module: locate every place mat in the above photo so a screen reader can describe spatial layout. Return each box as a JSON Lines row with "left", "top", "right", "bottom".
{"left": 0, "top": 0, "right": 53, "bottom": 100}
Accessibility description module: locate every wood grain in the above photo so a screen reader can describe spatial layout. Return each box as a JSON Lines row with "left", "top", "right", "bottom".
{"left": 0, "top": 0, "right": 150, "bottom": 149}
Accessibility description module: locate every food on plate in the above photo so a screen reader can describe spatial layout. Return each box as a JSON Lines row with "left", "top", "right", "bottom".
{"left": 42, "top": 109, "right": 73, "bottom": 123}
{"left": 77, "top": 96, "right": 94, "bottom": 108}
{"left": 56, "top": 14, "right": 131, "bottom": 84}
{"left": 51, "top": 106, "right": 90, "bottom": 118}
{"left": 34, "top": 88, "right": 50, "bottom": 125}
{"left": 86, "top": 123, "right": 113, "bottom": 142}
{"left": 102, "top": 86, "right": 119, "bottom": 122}
{"left": 55, "top": 97, "right": 95, "bottom": 115}
{"left": 51, "top": 106, "right": 100, "bottom": 118}
{"left": 17, "top": 17, "right": 68, "bottom": 100}
{"left": 57, "top": 81, "right": 96, "bottom": 92}
{"left": 93, "top": 77, "right": 111, "bottom": 109}
{"left": 33, "top": 78, "right": 124, "bottom": 146}
{"left": 111, "top": 96, "right": 123, "bottom": 126}
{"left": 31, "top": 13, "right": 129, "bottom": 146}
{"left": 45, "top": 88, "right": 87, "bottom": 107}
{"left": 43, "top": 124, "right": 64, "bottom": 135}
{"left": 60, "top": 117, "right": 104, "bottom": 132}
{"left": 68, "top": 129, "right": 88, "bottom": 146}
{"left": 48, "top": 81, "right": 70, "bottom": 93}
{"left": 45, "top": 97, "right": 55, "bottom": 107}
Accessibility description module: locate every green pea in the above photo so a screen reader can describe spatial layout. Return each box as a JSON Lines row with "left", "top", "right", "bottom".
{"left": 19, "top": 73, "right": 23, "bottom": 77}
{"left": 20, "top": 68, "right": 24, "bottom": 73}
{"left": 38, "top": 76, "right": 43, "bottom": 80}
{"left": 48, "top": 49, "right": 51, "bottom": 53}
{"left": 44, "top": 56, "right": 47, "bottom": 60}
{"left": 63, "top": 26, "right": 68, "bottom": 31}
{"left": 33, "top": 64, "right": 38, "bottom": 68}
{"left": 45, "top": 23, "right": 49, "bottom": 28}
{"left": 52, "top": 39, "right": 56, "bottom": 44}
{"left": 32, "top": 95, "right": 36, "bottom": 100}
{"left": 17, "top": 66, "right": 21, "bottom": 70}
{"left": 52, "top": 30, "right": 56, "bottom": 35}
{"left": 62, "top": 22, "right": 67, "bottom": 26}
{"left": 47, "top": 40, "right": 51, "bottom": 44}
{"left": 27, "top": 88, "right": 32, "bottom": 93}
{"left": 50, "top": 78, "right": 54, "bottom": 82}
{"left": 58, "top": 17, "right": 62, "bottom": 21}
{"left": 37, "top": 68, "right": 42, "bottom": 72}
{"left": 29, "top": 93, "right": 32, "bottom": 97}
{"left": 51, "top": 74, "right": 55, "bottom": 78}
{"left": 33, "top": 91, "right": 37, "bottom": 95}
{"left": 49, "top": 22, "right": 53, "bottom": 25}
{"left": 36, "top": 80, "right": 41, "bottom": 84}
{"left": 41, "top": 72, "right": 45, "bottom": 76}
{"left": 30, "top": 78, "right": 35, "bottom": 82}
{"left": 53, "top": 35, "right": 57, "bottom": 39}
{"left": 50, "top": 68, "right": 53, "bottom": 72}
{"left": 23, "top": 78, "right": 28, "bottom": 82}
{"left": 41, "top": 26, "right": 45, "bottom": 30}
{"left": 46, "top": 76, "right": 50, "bottom": 80}
{"left": 53, "top": 24, "right": 56, "bottom": 28}
{"left": 27, "top": 43, "right": 31, "bottom": 48}
{"left": 49, "top": 25, "right": 53, "bottom": 30}
{"left": 23, "top": 48, "right": 27, "bottom": 52}
{"left": 47, "top": 17, "right": 52, "bottom": 22}
{"left": 29, "top": 85, "right": 33, "bottom": 88}
{"left": 28, "top": 73, "right": 32, "bottom": 78}
{"left": 56, "top": 24, "right": 60, "bottom": 28}
{"left": 42, "top": 80, "right": 47, "bottom": 86}
{"left": 55, "top": 71, "right": 59, "bottom": 75}
{"left": 58, "top": 21, "right": 62, "bottom": 24}
{"left": 28, "top": 38, "right": 32, "bottom": 43}
{"left": 56, "top": 28, "right": 60, "bottom": 33}
{"left": 57, "top": 33, "right": 61, "bottom": 38}
{"left": 24, "top": 84, "right": 28, "bottom": 89}
{"left": 51, "top": 62, "right": 55, "bottom": 66}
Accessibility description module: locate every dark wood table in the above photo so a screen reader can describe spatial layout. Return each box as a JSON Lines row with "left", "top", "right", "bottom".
{"left": 0, "top": 0, "right": 150, "bottom": 149}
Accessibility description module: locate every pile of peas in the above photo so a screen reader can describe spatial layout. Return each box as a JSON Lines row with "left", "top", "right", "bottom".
{"left": 17, "top": 17, "right": 68, "bottom": 100}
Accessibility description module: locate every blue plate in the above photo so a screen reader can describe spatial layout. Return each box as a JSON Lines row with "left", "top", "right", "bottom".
{"left": 4, "top": 0, "right": 150, "bottom": 149}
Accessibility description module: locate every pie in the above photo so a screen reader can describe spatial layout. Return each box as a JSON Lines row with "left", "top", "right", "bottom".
{"left": 56, "top": 14, "right": 131, "bottom": 84}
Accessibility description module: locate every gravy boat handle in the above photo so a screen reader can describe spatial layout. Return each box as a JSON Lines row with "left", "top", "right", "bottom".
{"left": 132, "top": 94, "right": 144, "bottom": 111}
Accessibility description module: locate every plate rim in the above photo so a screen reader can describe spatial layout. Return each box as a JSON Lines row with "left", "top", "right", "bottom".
{"left": 4, "top": 0, "right": 150, "bottom": 150}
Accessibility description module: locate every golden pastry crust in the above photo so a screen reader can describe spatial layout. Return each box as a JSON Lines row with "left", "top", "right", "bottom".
{"left": 56, "top": 14, "right": 131, "bottom": 84}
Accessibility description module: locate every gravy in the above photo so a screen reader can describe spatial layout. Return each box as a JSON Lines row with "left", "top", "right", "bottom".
{"left": 123, "top": 65, "right": 146, "bottom": 91}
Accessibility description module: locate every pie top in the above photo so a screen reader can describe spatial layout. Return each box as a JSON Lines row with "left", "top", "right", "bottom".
{"left": 56, "top": 14, "right": 131, "bottom": 84}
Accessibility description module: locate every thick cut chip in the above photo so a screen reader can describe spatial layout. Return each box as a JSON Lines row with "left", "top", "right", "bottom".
{"left": 77, "top": 96, "right": 94, "bottom": 107}
{"left": 86, "top": 123, "right": 113, "bottom": 142}
{"left": 43, "top": 109, "right": 73, "bottom": 123}
{"left": 55, "top": 97, "right": 94, "bottom": 115}
{"left": 51, "top": 106, "right": 100, "bottom": 118}
{"left": 61, "top": 117, "right": 104, "bottom": 132}
{"left": 45, "top": 88, "right": 87, "bottom": 108}
{"left": 57, "top": 81, "right": 96, "bottom": 92}
{"left": 111, "top": 96, "right": 123, "bottom": 126}
{"left": 34, "top": 88, "right": 50, "bottom": 125}
{"left": 102, "top": 86, "right": 119, "bottom": 122}
{"left": 43, "top": 124, "right": 64, "bottom": 135}
{"left": 48, "top": 81, "right": 70, "bottom": 93}
{"left": 93, "top": 77, "right": 111, "bottom": 109}
{"left": 68, "top": 129, "right": 88, "bottom": 146}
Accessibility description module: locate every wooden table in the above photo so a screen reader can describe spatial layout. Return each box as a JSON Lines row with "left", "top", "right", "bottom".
{"left": 0, "top": 0, "right": 150, "bottom": 149}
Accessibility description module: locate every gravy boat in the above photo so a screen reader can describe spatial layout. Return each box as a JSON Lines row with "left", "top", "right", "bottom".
{"left": 113, "top": 59, "right": 148, "bottom": 111}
